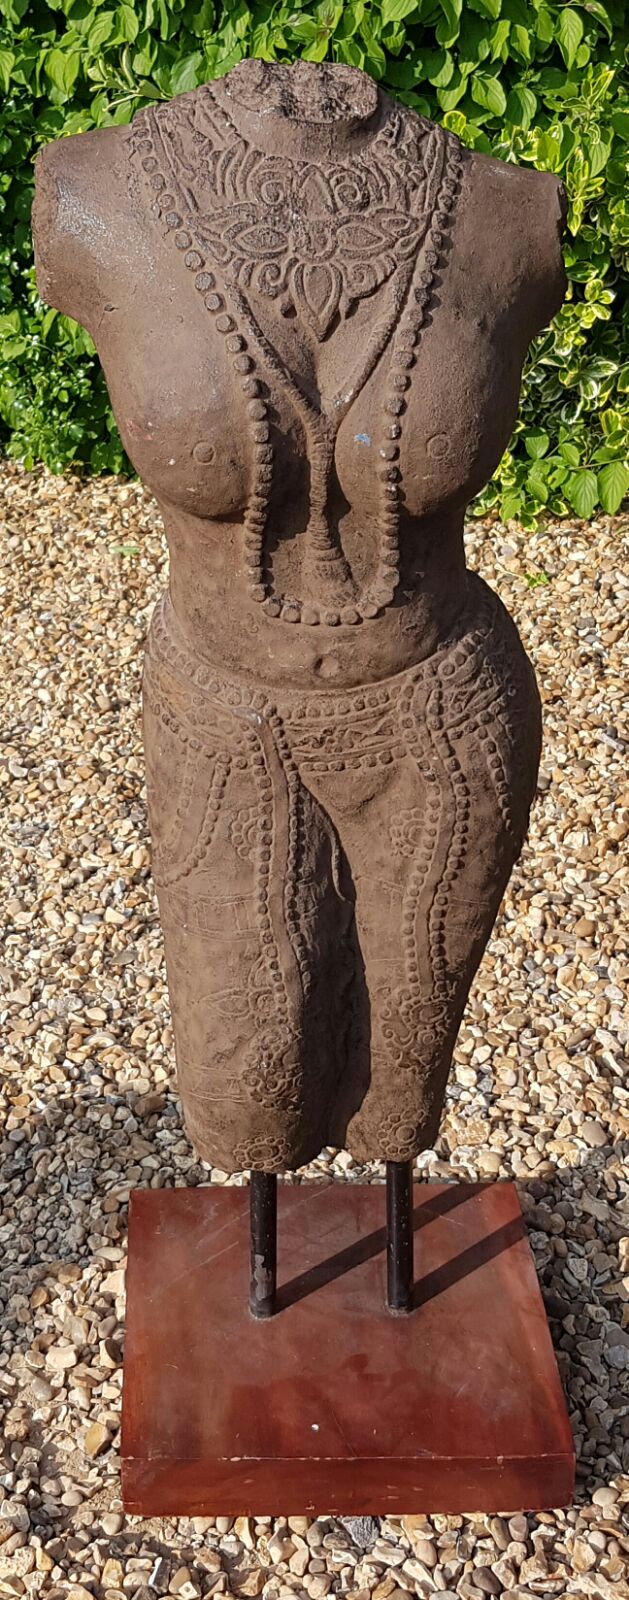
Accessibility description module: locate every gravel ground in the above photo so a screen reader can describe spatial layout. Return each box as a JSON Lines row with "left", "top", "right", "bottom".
{"left": 1, "top": 460, "right": 628, "bottom": 1597}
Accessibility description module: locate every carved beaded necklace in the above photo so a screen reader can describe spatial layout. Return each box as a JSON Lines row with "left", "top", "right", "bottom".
{"left": 130, "top": 67, "right": 463, "bottom": 628}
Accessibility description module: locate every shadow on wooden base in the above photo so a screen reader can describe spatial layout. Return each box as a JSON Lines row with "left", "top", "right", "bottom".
{"left": 121, "top": 1181, "right": 575, "bottom": 1516}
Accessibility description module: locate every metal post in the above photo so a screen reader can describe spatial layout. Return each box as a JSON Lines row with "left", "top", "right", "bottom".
{"left": 249, "top": 1172, "right": 277, "bottom": 1318}
{"left": 386, "top": 1159, "right": 413, "bottom": 1313}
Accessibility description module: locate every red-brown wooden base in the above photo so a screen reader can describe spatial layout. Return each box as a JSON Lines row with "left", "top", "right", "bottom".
{"left": 121, "top": 1182, "right": 575, "bottom": 1516}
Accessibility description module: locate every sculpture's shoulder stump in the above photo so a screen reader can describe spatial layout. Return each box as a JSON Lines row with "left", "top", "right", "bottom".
{"left": 32, "top": 123, "right": 145, "bottom": 325}
{"left": 456, "top": 147, "right": 567, "bottom": 331}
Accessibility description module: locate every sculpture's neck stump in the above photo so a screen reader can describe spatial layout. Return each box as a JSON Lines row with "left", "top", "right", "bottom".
{"left": 211, "top": 58, "right": 382, "bottom": 160}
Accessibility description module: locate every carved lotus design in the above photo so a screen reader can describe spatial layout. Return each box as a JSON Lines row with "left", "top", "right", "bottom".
{"left": 177, "top": 109, "right": 431, "bottom": 339}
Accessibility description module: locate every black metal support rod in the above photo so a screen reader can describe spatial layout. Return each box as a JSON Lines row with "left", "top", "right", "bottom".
{"left": 386, "top": 1159, "right": 413, "bottom": 1313}
{"left": 249, "top": 1172, "right": 277, "bottom": 1319}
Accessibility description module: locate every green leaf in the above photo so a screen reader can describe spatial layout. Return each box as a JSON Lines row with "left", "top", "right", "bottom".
{"left": 536, "top": 6, "right": 554, "bottom": 43}
{"left": 335, "top": 2, "right": 365, "bottom": 38}
{"left": 501, "top": 491, "right": 525, "bottom": 520}
{"left": 510, "top": 23, "right": 533, "bottom": 62}
{"left": 559, "top": 442, "right": 580, "bottom": 467}
{"left": 526, "top": 462, "right": 550, "bottom": 502}
{"left": 557, "top": 7, "right": 584, "bottom": 70}
{"left": 586, "top": 135, "right": 611, "bottom": 178}
{"left": 536, "top": 129, "right": 562, "bottom": 173}
{"left": 0, "top": 312, "right": 22, "bottom": 336}
{"left": 566, "top": 470, "right": 598, "bottom": 519}
{"left": 580, "top": 0, "right": 612, "bottom": 36}
{"left": 287, "top": 18, "right": 320, "bottom": 42}
{"left": 384, "top": 59, "right": 419, "bottom": 87}
{"left": 457, "top": 12, "right": 490, "bottom": 67}
{"left": 0, "top": 0, "right": 28, "bottom": 20}
{"left": 471, "top": 72, "right": 506, "bottom": 116}
{"left": 467, "top": 0, "right": 502, "bottom": 17}
{"left": 43, "top": 47, "right": 81, "bottom": 98}
{"left": 187, "top": 0, "right": 215, "bottom": 36}
{"left": 501, "top": 0, "right": 528, "bottom": 20}
{"left": 381, "top": 0, "right": 420, "bottom": 21}
{"left": 151, "top": 0, "right": 172, "bottom": 40}
{"left": 302, "top": 35, "right": 332, "bottom": 60}
{"left": 597, "top": 462, "right": 629, "bottom": 514}
{"left": 116, "top": 3, "right": 140, "bottom": 43}
{"left": 335, "top": 36, "right": 364, "bottom": 65}
{"left": 524, "top": 429, "right": 550, "bottom": 460}
{"left": 41, "top": 308, "right": 58, "bottom": 338}
{"left": 132, "top": 34, "right": 158, "bottom": 76}
{"left": 610, "top": 109, "right": 629, "bottom": 140}
{"left": 317, "top": 0, "right": 344, "bottom": 28}
{"left": 488, "top": 18, "right": 510, "bottom": 58}
{"left": 424, "top": 49, "right": 454, "bottom": 88}
{"left": 442, "top": 109, "right": 468, "bottom": 137}
{"left": 0, "top": 337, "right": 28, "bottom": 358}
{"left": 600, "top": 409, "right": 623, "bottom": 437}
{"left": 170, "top": 52, "right": 203, "bottom": 94}
{"left": 359, "top": 20, "right": 386, "bottom": 75}
{"left": 437, "top": 0, "right": 462, "bottom": 44}
{"left": 506, "top": 84, "right": 537, "bottom": 130}
{"left": 0, "top": 49, "right": 15, "bottom": 93}
{"left": 88, "top": 12, "right": 115, "bottom": 51}
{"left": 437, "top": 69, "right": 467, "bottom": 111}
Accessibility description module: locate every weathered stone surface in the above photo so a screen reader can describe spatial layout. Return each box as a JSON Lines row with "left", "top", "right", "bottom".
{"left": 32, "top": 56, "right": 564, "bottom": 1171}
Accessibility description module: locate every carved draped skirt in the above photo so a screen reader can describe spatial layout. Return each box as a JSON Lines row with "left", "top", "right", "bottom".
{"left": 143, "top": 576, "right": 541, "bottom": 1171}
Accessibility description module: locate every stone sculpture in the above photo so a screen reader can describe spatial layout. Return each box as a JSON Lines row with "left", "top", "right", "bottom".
{"left": 33, "top": 59, "right": 566, "bottom": 1175}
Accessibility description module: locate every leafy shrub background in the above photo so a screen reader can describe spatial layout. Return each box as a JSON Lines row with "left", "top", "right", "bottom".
{"left": 0, "top": 0, "right": 627, "bottom": 521}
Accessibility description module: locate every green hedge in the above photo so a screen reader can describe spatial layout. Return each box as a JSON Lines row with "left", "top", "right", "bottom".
{"left": 1, "top": 0, "right": 628, "bottom": 521}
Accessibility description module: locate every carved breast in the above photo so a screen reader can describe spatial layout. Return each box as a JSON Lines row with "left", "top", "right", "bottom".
{"left": 107, "top": 280, "right": 518, "bottom": 539}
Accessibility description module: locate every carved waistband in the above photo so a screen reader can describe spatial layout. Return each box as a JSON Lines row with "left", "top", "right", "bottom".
{"left": 148, "top": 575, "right": 503, "bottom": 703}
{"left": 143, "top": 577, "right": 520, "bottom": 769}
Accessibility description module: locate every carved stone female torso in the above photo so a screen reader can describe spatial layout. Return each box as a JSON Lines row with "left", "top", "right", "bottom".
{"left": 33, "top": 59, "right": 566, "bottom": 1170}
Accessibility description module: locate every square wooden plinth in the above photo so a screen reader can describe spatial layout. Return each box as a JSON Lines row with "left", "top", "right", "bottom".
{"left": 121, "top": 1182, "right": 575, "bottom": 1516}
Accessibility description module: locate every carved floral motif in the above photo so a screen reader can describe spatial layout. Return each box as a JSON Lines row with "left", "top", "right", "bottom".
{"left": 228, "top": 805, "right": 258, "bottom": 862}
{"left": 390, "top": 807, "right": 424, "bottom": 858}
{"left": 176, "top": 122, "right": 432, "bottom": 341}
